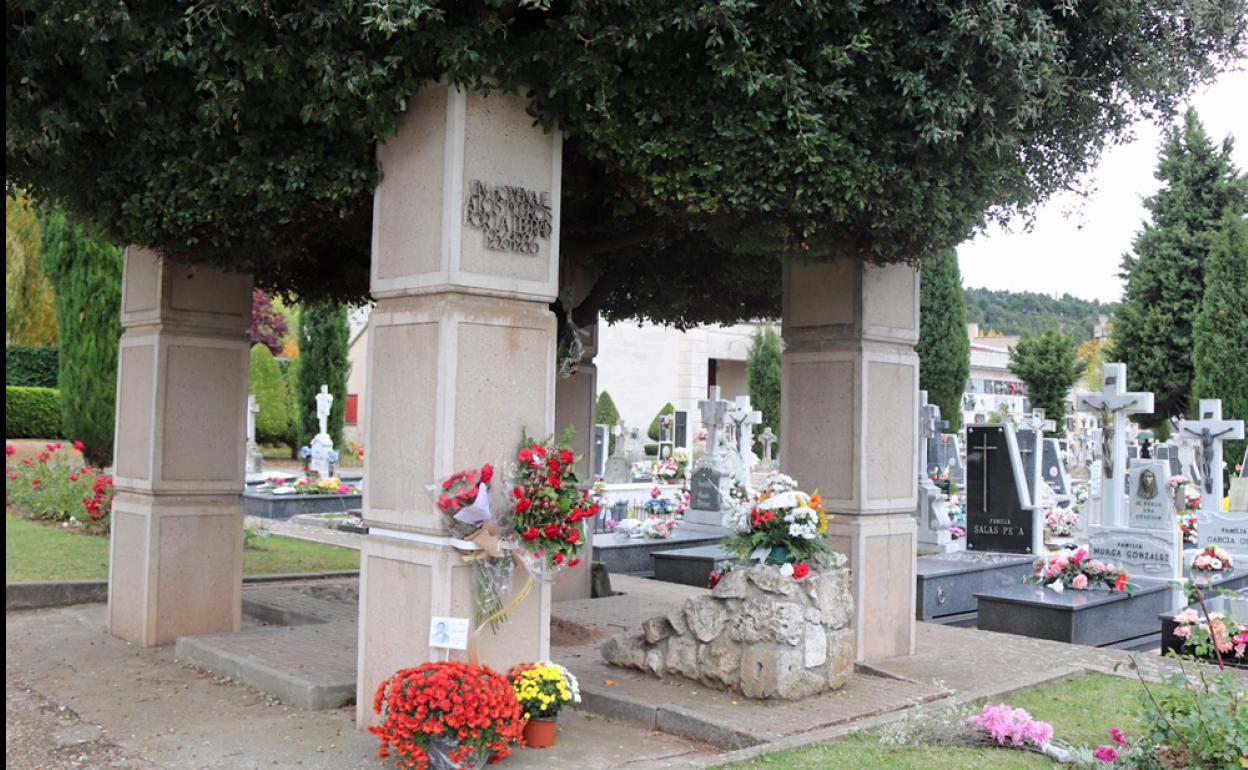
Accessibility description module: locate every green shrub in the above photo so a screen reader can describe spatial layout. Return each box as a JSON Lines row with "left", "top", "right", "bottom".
{"left": 5, "top": 386, "right": 64, "bottom": 438}
{"left": 747, "top": 327, "right": 783, "bottom": 439}
{"left": 647, "top": 402, "right": 675, "bottom": 441}
{"left": 293, "top": 301, "right": 350, "bottom": 449}
{"left": 1135, "top": 661, "right": 1247, "bottom": 767}
{"left": 5, "top": 345, "right": 59, "bottom": 387}
{"left": 249, "top": 345, "right": 297, "bottom": 448}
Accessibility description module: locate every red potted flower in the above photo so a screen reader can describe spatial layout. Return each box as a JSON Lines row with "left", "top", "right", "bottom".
{"left": 370, "top": 661, "right": 523, "bottom": 770}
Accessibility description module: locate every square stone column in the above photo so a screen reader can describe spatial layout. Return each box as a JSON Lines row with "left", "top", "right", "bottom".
{"left": 109, "top": 247, "right": 253, "bottom": 647}
{"left": 553, "top": 320, "right": 598, "bottom": 602}
{"left": 780, "top": 257, "right": 919, "bottom": 660}
{"left": 358, "top": 83, "right": 561, "bottom": 726}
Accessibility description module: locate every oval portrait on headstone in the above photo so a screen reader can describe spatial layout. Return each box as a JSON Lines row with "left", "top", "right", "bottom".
{"left": 1138, "top": 469, "right": 1158, "bottom": 500}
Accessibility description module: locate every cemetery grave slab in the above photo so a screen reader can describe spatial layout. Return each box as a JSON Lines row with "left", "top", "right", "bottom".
{"left": 651, "top": 544, "right": 747, "bottom": 587}
{"left": 241, "top": 489, "right": 362, "bottom": 519}
{"left": 593, "top": 522, "right": 729, "bottom": 575}
{"left": 976, "top": 569, "right": 1248, "bottom": 648}
{"left": 1158, "top": 586, "right": 1248, "bottom": 668}
{"left": 914, "top": 552, "right": 1035, "bottom": 623}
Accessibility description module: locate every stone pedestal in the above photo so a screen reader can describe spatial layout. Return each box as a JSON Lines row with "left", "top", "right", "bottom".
{"left": 358, "top": 83, "right": 561, "bottom": 726}
{"left": 109, "top": 247, "right": 253, "bottom": 647}
{"left": 553, "top": 320, "right": 597, "bottom": 602}
{"left": 780, "top": 257, "right": 919, "bottom": 661}
{"left": 308, "top": 433, "right": 334, "bottom": 479}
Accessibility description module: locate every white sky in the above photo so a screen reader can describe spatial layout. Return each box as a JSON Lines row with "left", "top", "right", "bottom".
{"left": 958, "top": 65, "right": 1248, "bottom": 303}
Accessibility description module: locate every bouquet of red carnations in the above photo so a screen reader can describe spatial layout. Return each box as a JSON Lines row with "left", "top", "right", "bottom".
{"left": 509, "top": 431, "right": 596, "bottom": 580}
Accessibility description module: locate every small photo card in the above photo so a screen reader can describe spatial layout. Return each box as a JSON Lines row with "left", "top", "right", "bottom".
{"left": 429, "top": 616, "right": 470, "bottom": 650}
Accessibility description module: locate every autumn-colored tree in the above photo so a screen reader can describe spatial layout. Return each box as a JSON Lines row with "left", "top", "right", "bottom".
{"left": 5, "top": 193, "right": 57, "bottom": 345}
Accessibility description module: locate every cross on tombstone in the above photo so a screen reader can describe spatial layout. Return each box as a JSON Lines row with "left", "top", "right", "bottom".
{"left": 246, "top": 394, "right": 260, "bottom": 444}
{"left": 1075, "top": 363, "right": 1154, "bottom": 527}
{"left": 697, "top": 386, "right": 731, "bottom": 469}
{"left": 919, "top": 391, "right": 942, "bottom": 475}
{"left": 759, "top": 427, "right": 777, "bottom": 464}
{"left": 1177, "top": 399, "right": 1245, "bottom": 512}
{"left": 972, "top": 429, "right": 998, "bottom": 515}
{"left": 1019, "top": 408, "right": 1056, "bottom": 435}
{"left": 727, "top": 395, "right": 763, "bottom": 486}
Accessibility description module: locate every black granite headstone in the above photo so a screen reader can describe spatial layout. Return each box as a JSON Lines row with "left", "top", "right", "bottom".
{"left": 689, "top": 465, "right": 723, "bottom": 511}
{"left": 674, "top": 411, "right": 688, "bottom": 447}
{"left": 966, "top": 425, "right": 1034, "bottom": 554}
{"left": 1015, "top": 428, "right": 1039, "bottom": 500}
{"left": 1042, "top": 439, "right": 1068, "bottom": 496}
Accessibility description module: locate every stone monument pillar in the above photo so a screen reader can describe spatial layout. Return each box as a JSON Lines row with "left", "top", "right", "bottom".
{"left": 109, "top": 248, "right": 253, "bottom": 646}
{"left": 553, "top": 319, "right": 598, "bottom": 602}
{"left": 358, "top": 83, "right": 560, "bottom": 725}
{"left": 780, "top": 256, "right": 918, "bottom": 661}
{"left": 245, "top": 394, "right": 264, "bottom": 479}
{"left": 308, "top": 384, "right": 335, "bottom": 478}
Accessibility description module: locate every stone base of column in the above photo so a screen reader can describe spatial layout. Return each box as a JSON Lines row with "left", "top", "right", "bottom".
{"left": 825, "top": 512, "right": 916, "bottom": 661}
{"left": 107, "top": 493, "right": 243, "bottom": 647}
{"left": 355, "top": 533, "right": 551, "bottom": 728}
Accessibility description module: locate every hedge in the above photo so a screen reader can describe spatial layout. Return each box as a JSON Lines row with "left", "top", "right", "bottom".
{"left": 6, "top": 345, "right": 59, "bottom": 388}
{"left": 6, "top": 386, "right": 64, "bottom": 438}
{"left": 249, "top": 344, "right": 297, "bottom": 447}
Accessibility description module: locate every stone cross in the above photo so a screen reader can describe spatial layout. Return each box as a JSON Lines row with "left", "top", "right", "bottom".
{"left": 697, "top": 386, "right": 731, "bottom": 469}
{"left": 315, "top": 384, "right": 333, "bottom": 437}
{"left": 1019, "top": 408, "right": 1056, "bottom": 436}
{"left": 919, "top": 392, "right": 937, "bottom": 473}
{"left": 246, "top": 394, "right": 260, "bottom": 444}
{"left": 1075, "top": 363, "right": 1154, "bottom": 527}
{"left": 727, "top": 395, "right": 763, "bottom": 485}
{"left": 759, "top": 427, "right": 777, "bottom": 464}
{"left": 1177, "top": 399, "right": 1244, "bottom": 512}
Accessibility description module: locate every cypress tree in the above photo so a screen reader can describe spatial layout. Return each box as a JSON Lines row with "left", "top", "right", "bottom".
{"left": 1191, "top": 210, "right": 1248, "bottom": 483}
{"left": 1110, "top": 109, "right": 1248, "bottom": 427}
{"left": 38, "top": 206, "right": 123, "bottom": 465}
{"left": 293, "top": 301, "right": 350, "bottom": 450}
{"left": 747, "top": 327, "right": 782, "bottom": 439}
{"left": 918, "top": 249, "right": 970, "bottom": 432}
{"left": 1008, "top": 329, "right": 1083, "bottom": 437}
{"left": 595, "top": 391, "right": 620, "bottom": 454}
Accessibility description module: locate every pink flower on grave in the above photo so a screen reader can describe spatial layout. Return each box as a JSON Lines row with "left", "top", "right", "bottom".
{"left": 1109, "top": 727, "right": 1126, "bottom": 745}
{"left": 651, "top": 486, "right": 661, "bottom": 499}
{"left": 1072, "top": 574, "right": 1089, "bottom": 590}
{"left": 1093, "top": 745, "right": 1118, "bottom": 762}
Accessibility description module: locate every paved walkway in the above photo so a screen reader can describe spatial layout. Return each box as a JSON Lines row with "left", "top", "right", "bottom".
{"left": 245, "top": 515, "right": 365, "bottom": 550}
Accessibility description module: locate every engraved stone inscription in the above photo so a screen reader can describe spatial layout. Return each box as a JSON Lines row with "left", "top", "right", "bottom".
{"left": 463, "top": 179, "right": 552, "bottom": 255}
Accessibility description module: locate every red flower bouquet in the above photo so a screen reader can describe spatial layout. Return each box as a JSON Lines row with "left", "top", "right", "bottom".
{"left": 430, "top": 464, "right": 495, "bottom": 538}
{"left": 371, "top": 662, "right": 523, "bottom": 770}
{"left": 509, "top": 432, "right": 595, "bottom": 580}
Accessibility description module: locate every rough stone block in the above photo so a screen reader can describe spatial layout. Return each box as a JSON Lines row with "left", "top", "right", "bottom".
{"left": 825, "top": 627, "right": 854, "bottom": 689}
{"left": 665, "top": 635, "right": 700, "bottom": 680}
{"left": 710, "top": 568, "right": 748, "bottom": 599}
{"left": 803, "top": 622, "right": 827, "bottom": 668}
{"left": 644, "top": 644, "right": 666, "bottom": 676}
{"left": 643, "top": 616, "right": 671, "bottom": 644}
{"left": 698, "top": 635, "right": 741, "bottom": 688}
{"left": 684, "top": 595, "right": 726, "bottom": 643}
{"left": 728, "top": 598, "right": 804, "bottom": 645}
{"left": 602, "top": 633, "right": 646, "bottom": 669}
{"left": 808, "top": 568, "right": 854, "bottom": 629}
{"left": 667, "top": 606, "right": 689, "bottom": 636}
{"left": 747, "top": 564, "right": 800, "bottom": 597}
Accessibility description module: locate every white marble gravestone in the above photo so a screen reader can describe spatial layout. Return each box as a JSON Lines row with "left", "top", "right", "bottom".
{"left": 1177, "top": 399, "right": 1244, "bottom": 514}
{"left": 1075, "top": 363, "right": 1154, "bottom": 528}
{"left": 686, "top": 386, "right": 733, "bottom": 525}
{"left": 916, "top": 392, "right": 956, "bottom": 554}
{"left": 727, "top": 395, "right": 762, "bottom": 488}
{"left": 603, "top": 423, "right": 632, "bottom": 484}
{"left": 245, "top": 394, "right": 264, "bottom": 481}
{"left": 759, "top": 427, "right": 777, "bottom": 465}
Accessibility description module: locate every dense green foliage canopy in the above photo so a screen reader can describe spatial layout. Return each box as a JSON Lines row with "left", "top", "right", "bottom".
{"left": 4, "top": 386, "right": 64, "bottom": 439}
{"left": 38, "top": 207, "right": 122, "bottom": 465}
{"left": 964, "top": 287, "right": 1112, "bottom": 343}
{"left": 7, "top": 1, "right": 1244, "bottom": 326}
{"left": 918, "top": 250, "right": 969, "bottom": 432}
{"left": 5, "top": 345, "right": 59, "bottom": 388}
{"left": 1008, "top": 329, "right": 1082, "bottom": 437}
{"left": 747, "top": 327, "right": 782, "bottom": 441}
{"left": 1191, "top": 210, "right": 1248, "bottom": 478}
{"left": 293, "top": 302, "right": 350, "bottom": 451}
{"left": 1110, "top": 110, "right": 1248, "bottom": 428}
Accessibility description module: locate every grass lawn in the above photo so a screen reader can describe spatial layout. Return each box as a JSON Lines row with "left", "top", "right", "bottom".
{"left": 726, "top": 673, "right": 1157, "bottom": 769}
{"left": 6, "top": 513, "right": 359, "bottom": 582}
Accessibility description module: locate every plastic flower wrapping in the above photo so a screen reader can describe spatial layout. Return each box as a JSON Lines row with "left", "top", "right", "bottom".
{"left": 509, "top": 430, "right": 594, "bottom": 581}
{"left": 721, "top": 471, "right": 837, "bottom": 569}
{"left": 1026, "top": 546, "right": 1136, "bottom": 594}
{"left": 424, "top": 464, "right": 514, "bottom": 631}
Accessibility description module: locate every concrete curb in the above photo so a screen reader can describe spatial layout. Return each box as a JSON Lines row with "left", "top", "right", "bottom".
{"left": 6, "top": 570, "right": 359, "bottom": 611}
{"left": 575, "top": 685, "right": 766, "bottom": 751}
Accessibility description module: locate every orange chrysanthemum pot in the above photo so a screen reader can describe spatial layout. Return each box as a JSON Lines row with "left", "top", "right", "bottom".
{"left": 522, "top": 717, "right": 557, "bottom": 748}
